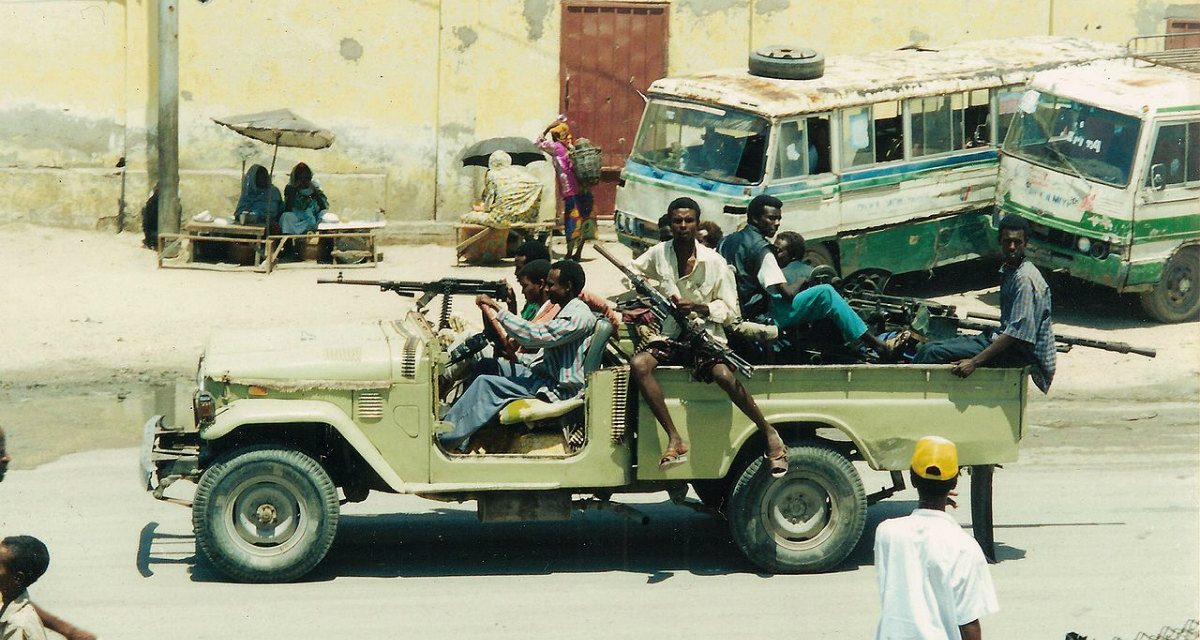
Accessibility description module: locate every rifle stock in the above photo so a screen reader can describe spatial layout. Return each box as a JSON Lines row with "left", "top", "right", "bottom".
{"left": 594, "top": 244, "right": 754, "bottom": 378}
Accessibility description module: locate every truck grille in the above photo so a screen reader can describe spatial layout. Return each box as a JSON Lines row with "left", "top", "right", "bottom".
{"left": 610, "top": 366, "right": 630, "bottom": 444}
{"left": 355, "top": 392, "right": 384, "bottom": 420}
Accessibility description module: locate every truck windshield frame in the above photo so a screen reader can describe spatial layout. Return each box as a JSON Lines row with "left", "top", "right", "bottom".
{"left": 630, "top": 99, "right": 771, "bottom": 185}
{"left": 1003, "top": 91, "right": 1143, "bottom": 188}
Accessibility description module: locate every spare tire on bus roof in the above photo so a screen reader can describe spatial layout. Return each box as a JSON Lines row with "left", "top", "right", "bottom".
{"left": 749, "top": 45, "right": 825, "bottom": 80}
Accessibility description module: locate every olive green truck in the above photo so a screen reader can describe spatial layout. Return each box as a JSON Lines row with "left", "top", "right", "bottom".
{"left": 141, "top": 308, "right": 1026, "bottom": 583}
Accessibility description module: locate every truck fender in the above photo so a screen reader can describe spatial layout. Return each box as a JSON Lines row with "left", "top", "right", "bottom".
{"left": 203, "top": 399, "right": 407, "bottom": 492}
{"left": 726, "top": 411, "right": 882, "bottom": 473}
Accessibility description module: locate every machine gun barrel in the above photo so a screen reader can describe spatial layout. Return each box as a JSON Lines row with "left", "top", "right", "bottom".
{"left": 961, "top": 312, "right": 1156, "bottom": 358}
{"left": 319, "top": 272, "right": 509, "bottom": 329}
{"left": 594, "top": 243, "right": 754, "bottom": 378}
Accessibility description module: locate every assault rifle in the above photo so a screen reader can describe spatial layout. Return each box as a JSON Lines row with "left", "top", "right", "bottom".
{"left": 318, "top": 273, "right": 509, "bottom": 329}
{"left": 962, "top": 312, "right": 1157, "bottom": 358}
{"left": 595, "top": 243, "right": 754, "bottom": 378}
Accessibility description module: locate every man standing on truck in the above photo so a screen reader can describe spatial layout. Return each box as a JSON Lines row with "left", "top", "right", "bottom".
{"left": 914, "top": 215, "right": 1056, "bottom": 393}
{"left": 874, "top": 435, "right": 999, "bottom": 640}
{"left": 439, "top": 260, "right": 596, "bottom": 452}
{"left": 629, "top": 197, "right": 789, "bottom": 476}
{"left": 720, "top": 196, "right": 894, "bottom": 359}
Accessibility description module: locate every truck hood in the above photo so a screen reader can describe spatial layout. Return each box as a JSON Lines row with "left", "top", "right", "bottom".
{"left": 202, "top": 321, "right": 400, "bottom": 390}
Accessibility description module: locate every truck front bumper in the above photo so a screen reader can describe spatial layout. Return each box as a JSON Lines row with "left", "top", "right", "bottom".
{"left": 139, "top": 415, "right": 201, "bottom": 501}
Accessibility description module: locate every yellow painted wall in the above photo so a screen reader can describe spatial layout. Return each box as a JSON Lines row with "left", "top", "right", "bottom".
{"left": 0, "top": 0, "right": 1193, "bottom": 238}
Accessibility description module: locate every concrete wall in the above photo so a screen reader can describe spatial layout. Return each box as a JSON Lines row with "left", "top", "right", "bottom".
{"left": 0, "top": 0, "right": 1193, "bottom": 241}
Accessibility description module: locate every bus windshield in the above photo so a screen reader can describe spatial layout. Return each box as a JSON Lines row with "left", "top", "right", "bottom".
{"left": 630, "top": 100, "right": 770, "bottom": 185}
{"left": 1003, "top": 91, "right": 1142, "bottom": 187}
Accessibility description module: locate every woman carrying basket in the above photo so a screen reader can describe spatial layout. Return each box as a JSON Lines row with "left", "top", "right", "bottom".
{"left": 538, "top": 118, "right": 594, "bottom": 261}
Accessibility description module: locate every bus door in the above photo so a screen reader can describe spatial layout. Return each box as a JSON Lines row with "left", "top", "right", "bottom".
{"left": 770, "top": 114, "right": 838, "bottom": 241}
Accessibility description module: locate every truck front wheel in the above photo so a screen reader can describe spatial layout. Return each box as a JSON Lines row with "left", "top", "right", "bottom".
{"left": 1140, "top": 247, "right": 1200, "bottom": 323}
{"left": 193, "top": 446, "right": 340, "bottom": 583}
{"left": 727, "top": 445, "right": 866, "bottom": 573}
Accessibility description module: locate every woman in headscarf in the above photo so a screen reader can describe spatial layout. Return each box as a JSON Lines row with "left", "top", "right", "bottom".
{"left": 280, "top": 162, "right": 329, "bottom": 235}
{"left": 537, "top": 119, "right": 592, "bottom": 261}
{"left": 461, "top": 150, "right": 543, "bottom": 226}
{"left": 234, "top": 164, "right": 283, "bottom": 225}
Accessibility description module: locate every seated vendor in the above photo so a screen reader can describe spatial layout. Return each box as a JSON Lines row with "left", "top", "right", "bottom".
{"left": 438, "top": 260, "right": 595, "bottom": 452}
{"left": 235, "top": 164, "right": 282, "bottom": 225}
{"left": 280, "top": 162, "right": 329, "bottom": 235}
{"left": 461, "top": 150, "right": 543, "bottom": 226}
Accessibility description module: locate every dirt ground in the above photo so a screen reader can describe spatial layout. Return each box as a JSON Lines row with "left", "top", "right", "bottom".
{"left": 0, "top": 221, "right": 1196, "bottom": 468}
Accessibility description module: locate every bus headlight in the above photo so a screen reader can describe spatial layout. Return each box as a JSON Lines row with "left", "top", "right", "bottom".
{"left": 1076, "top": 237, "right": 1091, "bottom": 254}
{"left": 1089, "top": 241, "right": 1109, "bottom": 260}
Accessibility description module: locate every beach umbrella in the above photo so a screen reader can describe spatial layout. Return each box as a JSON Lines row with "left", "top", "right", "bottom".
{"left": 214, "top": 108, "right": 336, "bottom": 174}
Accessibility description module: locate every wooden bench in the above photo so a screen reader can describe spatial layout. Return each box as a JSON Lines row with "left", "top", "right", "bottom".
{"left": 454, "top": 220, "right": 556, "bottom": 265}
{"left": 158, "top": 219, "right": 385, "bottom": 273}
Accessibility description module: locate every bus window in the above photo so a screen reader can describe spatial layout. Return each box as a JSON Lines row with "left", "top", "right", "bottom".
{"left": 808, "top": 115, "right": 832, "bottom": 174}
{"left": 964, "top": 90, "right": 991, "bottom": 147}
{"left": 841, "top": 106, "right": 875, "bottom": 168}
{"left": 874, "top": 101, "right": 904, "bottom": 163}
{"left": 1147, "top": 122, "right": 1196, "bottom": 188}
{"left": 909, "top": 95, "right": 965, "bottom": 157}
{"left": 629, "top": 101, "right": 771, "bottom": 185}
{"left": 774, "top": 115, "right": 832, "bottom": 180}
{"left": 841, "top": 103, "right": 904, "bottom": 168}
{"left": 996, "top": 87, "right": 1025, "bottom": 143}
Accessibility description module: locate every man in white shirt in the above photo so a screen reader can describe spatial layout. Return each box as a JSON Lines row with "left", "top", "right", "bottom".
{"left": 0, "top": 536, "right": 50, "bottom": 640}
{"left": 874, "top": 436, "right": 999, "bottom": 640}
{"left": 629, "top": 197, "right": 789, "bottom": 477}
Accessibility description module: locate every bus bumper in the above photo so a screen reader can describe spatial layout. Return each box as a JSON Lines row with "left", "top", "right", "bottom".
{"left": 1025, "top": 240, "right": 1160, "bottom": 293}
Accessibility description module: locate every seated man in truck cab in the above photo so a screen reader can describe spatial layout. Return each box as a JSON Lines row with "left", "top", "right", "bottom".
{"left": 913, "top": 215, "right": 1056, "bottom": 394}
{"left": 629, "top": 197, "right": 789, "bottom": 476}
{"left": 721, "top": 195, "right": 894, "bottom": 358}
{"left": 438, "top": 260, "right": 596, "bottom": 452}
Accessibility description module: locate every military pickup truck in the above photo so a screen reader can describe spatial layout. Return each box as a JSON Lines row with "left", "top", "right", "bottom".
{"left": 141, "top": 287, "right": 1026, "bottom": 583}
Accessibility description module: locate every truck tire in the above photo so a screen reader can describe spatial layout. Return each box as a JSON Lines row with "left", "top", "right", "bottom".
{"left": 727, "top": 445, "right": 866, "bottom": 573}
{"left": 1139, "top": 246, "right": 1199, "bottom": 323}
{"left": 748, "top": 46, "right": 825, "bottom": 81}
{"left": 193, "top": 446, "right": 340, "bottom": 583}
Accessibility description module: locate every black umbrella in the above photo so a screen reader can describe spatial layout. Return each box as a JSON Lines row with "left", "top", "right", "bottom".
{"left": 461, "top": 137, "right": 547, "bottom": 167}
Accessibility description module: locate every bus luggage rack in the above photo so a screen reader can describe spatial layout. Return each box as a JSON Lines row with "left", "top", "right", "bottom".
{"left": 1127, "top": 34, "right": 1200, "bottom": 72}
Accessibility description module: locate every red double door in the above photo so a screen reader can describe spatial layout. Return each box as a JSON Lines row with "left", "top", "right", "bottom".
{"left": 559, "top": 2, "right": 669, "bottom": 219}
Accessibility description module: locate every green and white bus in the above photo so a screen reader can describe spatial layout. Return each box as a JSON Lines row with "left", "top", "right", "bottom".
{"left": 998, "top": 44, "right": 1199, "bottom": 323}
{"left": 614, "top": 37, "right": 1121, "bottom": 284}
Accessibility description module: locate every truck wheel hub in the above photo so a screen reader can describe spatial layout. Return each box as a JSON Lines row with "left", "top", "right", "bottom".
{"left": 763, "top": 477, "right": 830, "bottom": 541}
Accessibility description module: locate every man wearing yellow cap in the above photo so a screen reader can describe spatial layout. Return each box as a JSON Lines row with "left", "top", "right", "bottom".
{"left": 873, "top": 436, "right": 999, "bottom": 640}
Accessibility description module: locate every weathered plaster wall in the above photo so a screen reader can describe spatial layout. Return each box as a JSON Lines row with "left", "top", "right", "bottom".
{"left": 1, "top": 0, "right": 1193, "bottom": 239}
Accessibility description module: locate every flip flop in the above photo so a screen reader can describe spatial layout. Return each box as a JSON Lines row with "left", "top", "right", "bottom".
{"left": 765, "top": 447, "right": 789, "bottom": 478}
{"left": 659, "top": 448, "right": 689, "bottom": 470}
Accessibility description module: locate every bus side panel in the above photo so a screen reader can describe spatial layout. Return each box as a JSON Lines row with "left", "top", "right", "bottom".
{"left": 839, "top": 210, "right": 997, "bottom": 275}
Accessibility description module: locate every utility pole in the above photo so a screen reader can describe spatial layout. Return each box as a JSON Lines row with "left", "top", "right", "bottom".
{"left": 157, "top": 0, "right": 180, "bottom": 252}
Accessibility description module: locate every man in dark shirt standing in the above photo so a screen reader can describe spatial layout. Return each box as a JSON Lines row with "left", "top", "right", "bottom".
{"left": 914, "top": 214, "right": 1056, "bottom": 393}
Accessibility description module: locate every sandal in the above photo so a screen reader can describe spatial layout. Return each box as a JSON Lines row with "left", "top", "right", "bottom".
{"left": 765, "top": 447, "right": 789, "bottom": 478}
{"left": 659, "top": 447, "right": 689, "bottom": 470}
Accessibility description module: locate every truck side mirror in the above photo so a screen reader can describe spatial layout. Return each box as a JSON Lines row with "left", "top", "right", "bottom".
{"left": 1150, "top": 163, "right": 1166, "bottom": 191}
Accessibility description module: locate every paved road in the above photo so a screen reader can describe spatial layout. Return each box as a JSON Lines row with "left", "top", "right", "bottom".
{"left": 1, "top": 403, "right": 1195, "bottom": 640}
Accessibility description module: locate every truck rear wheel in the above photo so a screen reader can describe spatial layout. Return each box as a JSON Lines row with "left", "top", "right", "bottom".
{"left": 727, "top": 445, "right": 866, "bottom": 573}
{"left": 193, "top": 446, "right": 340, "bottom": 583}
{"left": 1140, "top": 247, "right": 1199, "bottom": 323}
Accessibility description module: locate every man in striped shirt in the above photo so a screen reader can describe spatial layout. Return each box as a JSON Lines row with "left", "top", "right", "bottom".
{"left": 914, "top": 215, "right": 1056, "bottom": 393}
{"left": 439, "top": 260, "right": 597, "bottom": 451}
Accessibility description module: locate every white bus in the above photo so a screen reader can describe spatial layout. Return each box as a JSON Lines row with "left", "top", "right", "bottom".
{"left": 998, "top": 38, "right": 1199, "bottom": 322}
{"left": 614, "top": 37, "right": 1122, "bottom": 284}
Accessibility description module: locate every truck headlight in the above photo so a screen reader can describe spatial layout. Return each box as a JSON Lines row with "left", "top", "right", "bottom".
{"left": 193, "top": 390, "right": 216, "bottom": 426}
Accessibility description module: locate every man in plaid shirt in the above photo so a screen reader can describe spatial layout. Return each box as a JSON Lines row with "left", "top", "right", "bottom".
{"left": 914, "top": 215, "right": 1056, "bottom": 393}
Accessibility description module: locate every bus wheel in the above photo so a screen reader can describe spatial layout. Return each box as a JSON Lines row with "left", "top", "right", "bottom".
{"left": 803, "top": 243, "right": 837, "bottom": 272}
{"left": 727, "top": 445, "right": 866, "bottom": 573}
{"left": 1140, "top": 246, "right": 1199, "bottom": 323}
